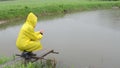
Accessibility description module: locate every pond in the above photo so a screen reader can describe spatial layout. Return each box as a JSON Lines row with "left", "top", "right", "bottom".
{"left": 0, "top": 9, "right": 120, "bottom": 68}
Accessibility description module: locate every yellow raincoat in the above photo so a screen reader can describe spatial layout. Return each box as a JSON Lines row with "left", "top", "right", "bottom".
{"left": 16, "top": 12, "right": 43, "bottom": 52}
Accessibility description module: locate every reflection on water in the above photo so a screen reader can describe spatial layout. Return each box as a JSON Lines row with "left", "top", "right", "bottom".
{"left": 0, "top": 9, "right": 120, "bottom": 68}
{"left": 0, "top": 14, "right": 65, "bottom": 30}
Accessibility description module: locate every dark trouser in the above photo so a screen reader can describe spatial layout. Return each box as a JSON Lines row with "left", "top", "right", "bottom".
{"left": 21, "top": 51, "right": 36, "bottom": 59}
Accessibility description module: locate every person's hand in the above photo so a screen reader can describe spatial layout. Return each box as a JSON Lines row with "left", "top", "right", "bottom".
{"left": 40, "top": 29, "right": 44, "bottom": 35}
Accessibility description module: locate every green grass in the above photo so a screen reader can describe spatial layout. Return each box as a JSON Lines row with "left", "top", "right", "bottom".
{"left": 0, "top": 0, "right": 120, "bottom": 20}
{"left": 0, "top": 56, "right": 11, "bottom": 64}
{"left": 3, "top": 60, "right": 55, "bottom": 68}
{"left": 0, "top": 56, "right": 55, "bottom": 68}
{"left": 3, "top": 62, "right": 43, "bottom": 68}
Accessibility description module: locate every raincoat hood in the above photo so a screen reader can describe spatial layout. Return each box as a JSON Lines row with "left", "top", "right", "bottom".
{"left": 26, "top": 12, "right": 37, "bottom": 27}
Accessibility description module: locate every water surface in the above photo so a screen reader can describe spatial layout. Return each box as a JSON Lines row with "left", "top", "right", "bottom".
{"left": 0, "top": 9, "right": 120, "bottom": 68}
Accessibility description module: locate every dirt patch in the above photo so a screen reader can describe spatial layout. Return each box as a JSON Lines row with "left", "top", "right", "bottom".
{"left": 0, "top": 21, "right": 7, "bottom": 24}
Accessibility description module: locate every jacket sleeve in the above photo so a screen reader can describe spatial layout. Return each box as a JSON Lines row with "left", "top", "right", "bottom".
{"left": 23, "top": 27, "right": 43, "bottom": 41}
{"left": 35, "top": 31, "right": 41, "bottom": 35}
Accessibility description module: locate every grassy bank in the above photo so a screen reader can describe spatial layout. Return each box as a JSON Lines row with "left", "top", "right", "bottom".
{"left": 0, "top": 56, "right": 11, "bottom": 64}
{"left": 0, "top": 0, "right": 120, "bottom": 21}
{"left": 0, "top": 56, "right": 55, "bottom": 68}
